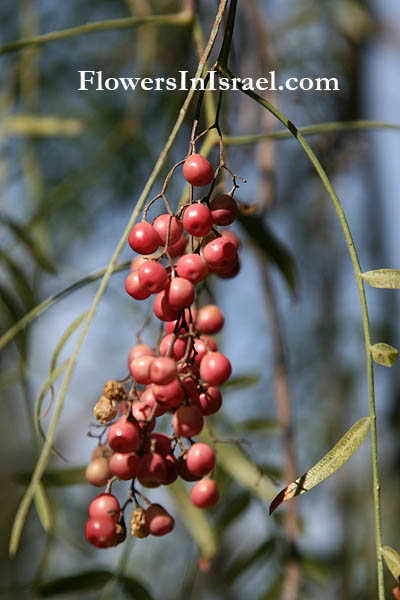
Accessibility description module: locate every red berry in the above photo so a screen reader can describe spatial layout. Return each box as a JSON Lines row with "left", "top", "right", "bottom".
{"left": 129, "top": 222, "right": 160, "bottom": 255}
{"left": 186, "top": 443, "right": 216, "bottom": 477}
{"left": 130, "top": 256, "right": 148, "bottom": 271}
{"left": 172, "top": 405, "right": 204, "bottom": 438}
{"left": 109, "top": 452, "right": 140, "bottom": 480}
{"left": 149, "top": 356, "right": 177, "bottom": 385}
{"left": 196, "top": 305, "right": 224, "bottom": 334}
{"left": 190, "top": 478, "right": 219, "bottom": 508}
{"left": 165, "top": 307, "right": 197, "bottom": 334}
{"left": 193, "top": 336, "right": 218, "bottom": 366}
{"left": 168, "top": 233, "right": 188, "bottom": 257}
{"left": 107, "top": 417, "right": 142, "bottom": 453}
{"left": 200, "top": 352, "right": 232, "bottom": 386}
{"left": 159, "top": 333, "right": 187, "bottom": 360}
{"left": 177, "top": 454, "right": 202, "bottom": 482}
{"left": 183, "top": 154, "right": 214, "bottom": 187}
{"left": 210, "top": 194, "right": 238, "bottom": 226}
{"left": 163, "top": 454, "right": 178, "bottom": 484}
{"left": 85, "top": 458, "right": 111, "bottom": 487}
{"left": 141, "top": 386, "right": 166, "bottom": 417}
{"left": 153, "top": 290, "right": 181, "bottom": 322}
{"left": 128, "top": 344, "right": 155, "bottom": 364}
{"left": 153, "top": 378, "right": 185, "bottom": 409}
{"left": 220, "top": 229, "right": 240, "bottom": 249}
{"left": 144, "top": 504, "right": 175, "bottom": 536}
{"left": 152, "top": 214, "right": 183, "bottom": 246}
{"left": 125, "top": 271, "right": 151, "bottom": 301}
{"left": 215, "top": 261, "right": 240, "bottom": 279}
{"left": 129, "top": 355, "right": 154, "bottom": 385}
{"left": 89, "top": 493, "right": 120, "bottom": 523}
{"left": 85, "top": 516, "right": 117, "bottom": 548}
{"left": 195, "top": 386, "right": 222, "bottom": 415}
{"left": 182, "top": 203, "right": 213, "bottom": 236}
{"left": 167, "top": 278, "right": 195, "bottom": 309}
{"left": 131, "top": 401, "right": 155, "bottom": 432}
{"left": 138, "top": 261, "right": 169, "bottom": 294}
{"left": 181, "top": 376, "right": 200, "bottom": 404}
{"left": 203, "top": 237, "right": 237, "bottom": 271}
{"left": 137, "top": 452, "right": 167, "bottom": 488}
{"left": 143, "top": 433, "right": 172, "bottom": 457}
{"left": 176, "top": 254, "right": 209, "bottom": 284}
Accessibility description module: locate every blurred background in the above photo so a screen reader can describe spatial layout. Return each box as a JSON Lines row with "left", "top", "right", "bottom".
{"left": 1, "top": 0, "right": 400, "bottom": 598}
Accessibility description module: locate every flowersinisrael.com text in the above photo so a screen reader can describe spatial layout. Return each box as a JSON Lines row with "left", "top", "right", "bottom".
{"left": 78, "top": 70, "right": 340, "bottom": 92}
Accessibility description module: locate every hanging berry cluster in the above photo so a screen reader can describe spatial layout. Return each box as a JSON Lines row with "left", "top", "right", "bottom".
{"left": 84, "top": 112, "right": 246, "bottom": 548}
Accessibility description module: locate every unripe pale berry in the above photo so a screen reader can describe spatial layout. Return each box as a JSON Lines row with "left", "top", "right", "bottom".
{"left": 91, "top": 445, "right": 112, "bottom": 461}
{"left": 129, "top": 355, "right": 154, "bottom": 385}
{"left": 167, "top": 278, "right": 195, "bottom": 309}
{"left": 200, "top": 351, "right": 232, "bottom": 386}
{"left": 129, "top": 222, "right": 160, "bottom": 255}
{"left": 210, "top": 194, "right": 238, "bottom": 226}
{"left": 190, "top": 478, "right": 219, "bottom": 508}
{"left": 159, "top": 333, "right": 187, "bottom": 360}
{"left": 109, "top": 451, "right": 140, "bottom": 480}
{"left": 152, "top": 214, "right": 183, "bottom": 246}
{"left": 137, "top": 452, "right": 167, "bottom": 488}
{"left": 85, "top": 516, "right": 117, "bottom": 548}
{"left": 186, "top": 443, "right": 216, "bottom": 477}
{"left": 125, "top": 271, "right": 151, "bottom": 301}
{"left": 89, "top": 493, "right": 120, "bottom": 523}
{"left": 138, "top": 260, "right": 169, "bottom": 294}
{"left": 176, "top": 254, "right": 209, "bottom": 284}
{"left": 172, "top": 405, "right": 204, "bottom": 437}
{"left": 182, "top": 203, "right": 213, "bottom": 236}
{"left": 130, "top": 256, "right": 148, "bottom": 272}
{"left": 153, "top": 290, "right": 181, "bottom": 322}
{"left": 149, "top": 356, "right": 177, "bottom": 385}
{"left": 85, "top": 457, "right": 111, "bottom": 487}
{"left": 144, "top": 504, "right": 175, "bottom": 536}
{"left": 107, "top": 416, "right": 142, "bottom": 453}
{"left": 183, "top": 154, "right": 214, "bottom": 187}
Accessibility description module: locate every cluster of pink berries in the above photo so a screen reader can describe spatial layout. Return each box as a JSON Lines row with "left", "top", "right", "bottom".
{"left": 84, "top": 153, "right": 242, "bottom": 549}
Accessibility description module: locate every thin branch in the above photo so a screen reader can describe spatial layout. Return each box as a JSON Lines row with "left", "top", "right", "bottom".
{"left": 0, "top": 11, "right": 193, "bottom": 55}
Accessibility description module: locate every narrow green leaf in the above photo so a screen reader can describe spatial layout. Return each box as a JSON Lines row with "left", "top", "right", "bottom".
{"left": 224, "top": 539, "right": 275, "bottom": 582}
{"left": 38, "top": 571, "right": 113, "bottom": 597}
{"left": 168, "top": 479, "right": 218, "bottom": 559}
{"left": 382, "top": 546, "right": 400, "bottom": 581}
{"left": 50, "top": 312, "right": 88, "bottom": 372}
{"left": 0, "top": 250, "right": 35, "bottom": 308}
{"left": 362, "top": 269, "right": 400, "bottom": 289}
{"left": 270, "top": 417, "right": 371, "bottom": 513}
{"left": 0, "top": 216, "right": 56, "bottom": 273}
{"left": 35, "top": 360, "right": 68, "bottom": 459}
{"left": 5, "top": 115, "right": 85, "bottom": 137}
{"left": 33, "top": 483, "right": 52, "bottom": 532}
{"left": 16, "top": 466, "right": 86, "bottom": 486}
{"left": 237, "top": 213, "right": 298, "bottom": 294}
{"left": 200, "top": 426, "right": 276, "bottom": 501}
{"left": 119, "top": 576, "right": 153, "bottom": 600}
{"left": 370, "top": 343, "right": 398, "bottom": 367}
{"left": 221, "top": 374, "right": 260, "bottom": 389}
{"left": 217, "top": 490, "right": 250, "bottom": 534}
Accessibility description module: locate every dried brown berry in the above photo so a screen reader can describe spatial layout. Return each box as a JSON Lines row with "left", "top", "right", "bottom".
{"left": 130, "top": 507, "right": 149, "bottom": 539}
{"left": 94, "top": 396, "right": 117, "bottom": 424}
{"left": 115, "top": 521, "right": 127, "bottom": 544}
{"left": 103, "top": 380, "right": 127, "bottom": 403}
